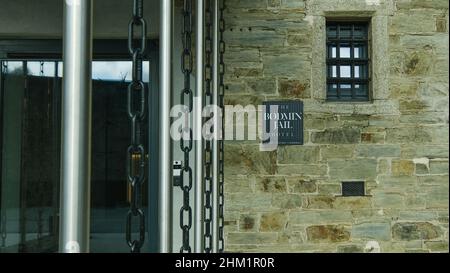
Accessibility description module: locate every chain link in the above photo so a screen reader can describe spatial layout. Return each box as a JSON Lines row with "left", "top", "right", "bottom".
{"left": 179, "top": 0, "right": 194, "bottom": 253}
{"left": 218, "top": 0, "right": 226, "bottom": 253}
{"left": 126, "top": 0, "right": 147, "bottom": 253}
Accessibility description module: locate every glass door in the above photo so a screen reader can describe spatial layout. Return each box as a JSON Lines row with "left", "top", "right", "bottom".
{"left": 0, "top": 58, "right": 152, "bottom": 253}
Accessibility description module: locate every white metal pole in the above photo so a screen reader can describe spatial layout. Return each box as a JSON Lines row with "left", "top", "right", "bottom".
{"left": 60, "top": 0, "right": 93, "bottom": 253}
{"left": 194, "top": 0, "right": 205, "bottom": 253}
{"left": 159, "top": 0, "right": 173, "bottom": 253}
{"left": 211, "top": 0, "right": 220, "bottom": 253}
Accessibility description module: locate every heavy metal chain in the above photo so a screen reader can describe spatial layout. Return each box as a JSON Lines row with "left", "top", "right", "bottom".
{"left": 126, "top": 0, "right": 147, "bottom": 253}
{"left": 179, "top": 0, "right": 193, "bottom": 253}
{"left": 218, "top": 0, "right": 226, "bottom": 253}
{"left": 203, "top": 0, "right": 213, "bottom": 254}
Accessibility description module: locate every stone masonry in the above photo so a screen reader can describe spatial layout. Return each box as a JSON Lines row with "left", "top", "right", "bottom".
{"left": 222, "top": 0, "right": 449, "bottom": 252}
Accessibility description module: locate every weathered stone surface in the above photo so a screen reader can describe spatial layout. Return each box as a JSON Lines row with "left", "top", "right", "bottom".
{"left": 386, "top": 127, "right": 431, "bottom": 143}
{"left": 390, "top": 11, "right": 437, "bottom": 34}
{"left": 226, "top": 0, "right": 267, "bottom": 8}
{"left": 306, "top": 225, "right": 350, "bottom": 243}
{"left": 429, "top": 160, "right": 449, "bottom": 175}
{"left": 304, "top": 114, "right": 340, "bottom": 130}
{"left": 436, "top": 18, "right": 447, "bottom": 33}
{"left": 304, "top": 196, "right": 335, "bottom": 209}
{"left": 287, "top": 178, "right": 317, "bottom": 193}
{"left": 425, "top": 241, "right": 449, "bottom": 252}
{"left": 225, "top": 176, "right": 253, "bottom": 193}
{"left": 281, "top": 0, "right": 306, "bottom": 9}
{"left": 222, "top": 0, "right": 450, "bottom": 253}
{"left": 352, "top": 222, "right": 391, "bottom": 241}
{"left": 425, "top": 185, "right": 449, "bottom": 209}
{"left": 415, "top": 162, "right": 429, "bottom": 175}
{"left": 286, "top": 34, "right": 311, "bottom": 47}
{"left": 334, "top": 197, "right": 372, "bottom": 210}
{"left": 226, "top": 82, "right": 247, "bottom": 94}
{"left": 318, "top": 184, "right": 341, "bottom": 195}
{"left": 255, "top": 176, "right": 287, "bottom": 193}
{"left": 227, "top": 232, "right": 279, "bottom": 245}
{"left": 392, "top": 222, "right": 442, "bottom": 241}
{"left": 225, "top": 145, "right": 277, "bottom": 175}
{"left": 246, "top": 78, "right": 277, "bottom": 95}
{"left": 226, "top": 193, "right": 272, "bottom": 211}
{"left": 224, "top": 94, "right": 263, "bottom": 106}
{"left": 328, "top": 159, "right": 377, "bottom": 179}
{"left": 356, "top": 145, "right": 401, "bottom": 158}
{"left": 378, "top": 159, "right": 390, "bottom": 174}
{"left": 311, "top": 128, "right": 360, "bottom": 144}
{"left": 337, "top": 245, "right": 363, "bottom": 253}
{"left": 382, "top": 174, "right": 415, "bottom": 190}
{"left": 278, "top": 78, "right": 311, "bottom": 98}
{"left": 277, "top": 146, "right": 319, "bottom": 164}
{"left": 399, "top": 211, "right": 437, "bottom": 221}
{"left": 277, "top": 164, "right": 328, "bottom": 176}
{"left": 399, "top": 113, "right": 448, "bottom": 125}
{"left": 391, "top": 160, "right": 415, "bottom": 176}
{"left": 320, "top": 145, "right": 355, "bottom": 158}
{"left": 289, "top": 210, "right": 352, "bottom": 225}
{"left": 361, "top": 132, "right": 386, "bottom": 144}
{"left": 272, "top": 193, "right": 303, "bottom": 209}
{"left": 395, "top": 0, "right": 449, "bottom": 10}
{"left": 226, "top": 48, "right": 261, "bottom": 63}
{"left": 226, "top": 30, "right": 285, "bottom": 48}
{"left": 260, "top": 212, "right": 287, "bottom": 232}
{"left": 233, "top": 67, "right": 264, "bottom": 78}
{"left": 268, "top": 0, "right": 280, "bottom": 8}
{"left": 389, "top": 81, "right": 418, "bottom": 99}
{"left": 399, "top": 99, "right": 429, "bottom": 113}
{"left": 418, "top": 175, "right": 449, "bottom": 185}
{"left": 239, "top": 214, "right": 258, "bottom": 231}
{"left": 401, "top": 145, "right": 449, "bottom": 159}
{"left": 262, "top": 54, "right": 310, "bottom": 78}
{"left": 373, "top": 192, "right": 405, "bottom": 208}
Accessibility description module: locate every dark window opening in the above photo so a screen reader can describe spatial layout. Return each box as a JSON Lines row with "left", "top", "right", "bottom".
{"left": 326, "top": 21, "right": 370, "bottom": 101}
{"left": 342, "top": 181, "right": 366, "bottom": 197}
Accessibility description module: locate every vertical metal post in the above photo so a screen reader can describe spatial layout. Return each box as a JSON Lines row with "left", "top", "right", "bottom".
{"left": 194, "top": 0, "right": 205, "bottom": 253}
{"left": 60, "top": 0, "right": 93, "bottom": 253}
{"left": 159, "top": 0, "right": 173, "bottom": 253}
{"left": 211, "top": 0, "right": 220, "bottom": 253}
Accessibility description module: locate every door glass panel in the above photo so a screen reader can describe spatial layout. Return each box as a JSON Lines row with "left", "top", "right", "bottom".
{"left": 1, "top": 61, "right": 60, "bottom": 253}
{"left": 90, "top": 61, "right": 150, "bottom": 253}
{"left": 0, "top": 60, "right": 150, "bottom": 253}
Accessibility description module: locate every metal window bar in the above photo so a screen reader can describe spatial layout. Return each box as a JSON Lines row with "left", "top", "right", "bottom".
{"left": 326, "top": 22, "right": 369, "bottom": 101}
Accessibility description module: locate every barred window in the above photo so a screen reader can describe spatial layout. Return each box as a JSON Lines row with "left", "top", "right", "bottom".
{"left": 326, "top": 21, "right": 370, "bottom": 101}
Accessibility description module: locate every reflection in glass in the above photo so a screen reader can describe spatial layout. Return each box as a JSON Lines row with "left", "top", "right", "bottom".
{"left": 0, "top": 60, "right": 151, "bottom": 253}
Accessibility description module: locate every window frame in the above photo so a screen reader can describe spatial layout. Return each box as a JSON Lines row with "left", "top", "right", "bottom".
{"left": 325, "top": 20, "right": 372, "bottom": 102}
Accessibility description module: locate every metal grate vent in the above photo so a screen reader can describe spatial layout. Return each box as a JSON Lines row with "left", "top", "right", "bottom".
{"left": 342, "top": 181, "right": 365, "bottom": 196}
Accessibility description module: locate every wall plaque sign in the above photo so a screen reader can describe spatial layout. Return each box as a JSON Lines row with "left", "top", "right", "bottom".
{"left": 262, "top": 100, "right": 303, "bottom": 145}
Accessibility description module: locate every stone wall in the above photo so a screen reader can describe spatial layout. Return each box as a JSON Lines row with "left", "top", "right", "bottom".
{"left": 223, "top": 0, "right": 449, "bottom": 252}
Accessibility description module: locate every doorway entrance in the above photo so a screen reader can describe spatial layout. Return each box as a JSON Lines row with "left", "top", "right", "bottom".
{"left": 0, "top": 40, "right": 159, "bottom": 253}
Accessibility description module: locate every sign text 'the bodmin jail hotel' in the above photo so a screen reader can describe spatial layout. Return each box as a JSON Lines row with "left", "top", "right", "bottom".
{"left": 263, "top": 100, "right": 304, "bottom": 145}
